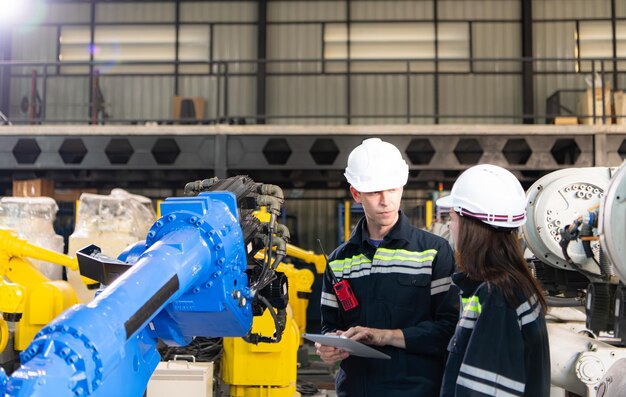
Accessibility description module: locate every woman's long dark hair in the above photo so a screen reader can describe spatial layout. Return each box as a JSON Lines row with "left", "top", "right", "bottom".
{"left": 455, "top": 215, "right": 547, "bottom": 313}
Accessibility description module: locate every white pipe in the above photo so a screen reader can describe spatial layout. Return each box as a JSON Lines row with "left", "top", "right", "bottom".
{"left": 548, "top": 323, "right": 590, "bottom": 396}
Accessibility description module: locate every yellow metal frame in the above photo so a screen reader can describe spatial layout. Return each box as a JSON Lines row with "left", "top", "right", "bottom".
{"left": 0, "top": 230, "right": 79, "bottom": 352}
{"left": 276, "top": 263, "right": 314, "bottom": 340}
{"left": 223, "top": 255, "right": 313, "bottom": 396}
{"left": 344, "top": 200, "right": 351, "bottom": 243}
{"left": 156, "top": 199, "right": 164, "bottom": 218}
{"left": 425, "top": 200, "right": 433, "bottom": 229}
{"left": 0, "top": 315, "right": 8, "bottom": 353}
{"left": 283, "top": 244, "right": 326, "bottom": 275}
{"left": 221, "top": 208, "right": 323, "bottom": 397}
{"left": 222, "top": 308, "right": 301, "bottom": 397}
{"left": 223, "top": 254, "right": 304, "bottom": 396}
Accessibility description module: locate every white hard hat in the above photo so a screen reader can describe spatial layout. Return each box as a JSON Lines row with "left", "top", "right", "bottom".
{"left": 344, "top": 138, "right": 409, "bottom": 192}
{"left": 436, "top": 164, "right": 527, "bottom": 228}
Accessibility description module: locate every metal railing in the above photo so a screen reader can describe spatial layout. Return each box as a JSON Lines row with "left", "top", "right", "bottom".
{"left": 1, "top": 57, "right": 625, "bottom": 125}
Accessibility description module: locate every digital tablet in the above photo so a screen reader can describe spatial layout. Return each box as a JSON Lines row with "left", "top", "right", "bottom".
{"left": 302, "top": 333, "right": 391, "bottom": 359}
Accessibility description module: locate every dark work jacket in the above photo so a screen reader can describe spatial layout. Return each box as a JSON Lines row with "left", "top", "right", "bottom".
{"left": 321, "top": 212, "right": 459, "bottom": 397}
{"left": 440, "top": 273, "right": 550, "bottom": 397}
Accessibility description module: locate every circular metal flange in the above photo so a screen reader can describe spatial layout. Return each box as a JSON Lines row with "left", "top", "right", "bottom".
{"left": 523, "top": 167, "right": 612, "bottom": 274}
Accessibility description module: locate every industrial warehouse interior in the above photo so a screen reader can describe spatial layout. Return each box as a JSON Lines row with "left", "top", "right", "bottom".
{"left": 0, "top": 0, "right": 626, "bottom": 396}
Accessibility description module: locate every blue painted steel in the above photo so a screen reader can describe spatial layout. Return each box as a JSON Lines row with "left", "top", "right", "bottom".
{"left": 1, "top": 192, "right": 252, "bottom": 397}
{"left": 0, "top": 368, "right": 6, "bottom": 389}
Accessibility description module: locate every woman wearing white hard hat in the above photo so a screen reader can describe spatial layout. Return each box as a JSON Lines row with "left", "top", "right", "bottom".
{"left": 317, "top": 138, "right": 458, "bottom": 397}
{"left": 437, "top": 164, "right": 550, "bottom": 397}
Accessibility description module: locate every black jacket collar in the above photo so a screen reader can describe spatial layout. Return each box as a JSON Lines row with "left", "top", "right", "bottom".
{"left": 452, "top": 272, "right": 485, "bottom": 298}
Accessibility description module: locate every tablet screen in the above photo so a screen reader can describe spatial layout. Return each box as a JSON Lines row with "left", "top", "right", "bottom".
{"left": 302, "top": 333, "right": 391, "bottom": 359}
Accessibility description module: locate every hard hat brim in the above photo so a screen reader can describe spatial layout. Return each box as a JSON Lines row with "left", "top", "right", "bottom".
{"left": 351, "top": 182, "right": 406, "bottom": 193}
{"left": 436, "top": 194, "right": 454, "bottom": 208}
{"left": 346, "top": 171, "right": 408, "bottom": 193}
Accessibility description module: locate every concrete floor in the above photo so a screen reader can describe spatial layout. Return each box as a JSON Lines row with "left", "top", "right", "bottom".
{"left": 308, "top": 391, "right": 336, "bottom": 397}
{"left": 297, "top": 343, "right": 337, "bottom": 397}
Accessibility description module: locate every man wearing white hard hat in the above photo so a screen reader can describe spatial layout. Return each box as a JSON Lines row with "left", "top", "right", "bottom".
{"left": 316, "top": 138, "right": 458, "bottom": 397}
{"left": 436, "top": 164, "right": 550, "bottom": 397}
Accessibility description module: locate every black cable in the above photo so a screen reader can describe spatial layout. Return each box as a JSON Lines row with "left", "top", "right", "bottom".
{"left": 259, "top": 225, "right": 275, "bottom": 285}
{"left": 251, "top": 224, "right": 274, "bottom": 292}
{"left": 253, "top": 254, "right": 270, "bottom": 291}
{"left": 296, "top": 382, "right": 320, "bottom": 396}
{"left": 258, "top": 295, "right": 282, "bottom": 342}
{"left": 257, "top": 252, "right": 285, "bottom": 291}
{"left": 257, "top": 271, "right": 277, "bottom": 292}
{"left": 559, "top": 223, "right": 604, "bottom": 281}
{"left": 158, "top": 337, "right": 223, "bottom": 363}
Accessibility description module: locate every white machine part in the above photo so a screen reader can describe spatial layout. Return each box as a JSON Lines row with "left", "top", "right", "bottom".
{"left": 146, "top": 356, "right": 213, "bottom": 397}
{"left": 599, "top": 163, "right": 626, "bottom": 283}
{"left": 523, "top": 162, "right": 626, "bottom": 397}
{"left": 548, "top": 323, "right": 626, "bottom": 397}
{"left": 523, "top": 167, "right": 614, "bottom": 277}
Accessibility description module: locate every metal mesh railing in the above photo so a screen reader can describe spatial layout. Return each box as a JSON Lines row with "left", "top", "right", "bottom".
{"left": 1, "top": 57, "right": 625, "bottom": 125}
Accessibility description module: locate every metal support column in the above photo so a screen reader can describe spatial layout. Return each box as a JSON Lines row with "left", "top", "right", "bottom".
{"left": 433, "top": 0, "right": 439, "bottom": 124}
{"left": 256, "top": 0, "right": 267, "bottom": 124}
{"left": 521, "top": 0, "right": 535, "bottom": 124}
{"left": 88, "top": 2, "right": 96, "bottom": 123}
{"left": 594, "top": 132, "right": 607, "bottom": 167}
{"left": 346, "top": 0, "right": 352, "bottom": 125}
{"left": 174, "top": 0, "right": 181, "bottom": 95}
{"left": 0, "top": 28, "right": 11, "bottom": 120}
{"left": 611, "top": 0, "right": 618, "bottom": 90}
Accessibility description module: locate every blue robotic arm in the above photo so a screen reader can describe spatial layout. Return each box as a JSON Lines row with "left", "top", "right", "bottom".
{"left": 0, "top": 177, "right": 289, "bottom": 397}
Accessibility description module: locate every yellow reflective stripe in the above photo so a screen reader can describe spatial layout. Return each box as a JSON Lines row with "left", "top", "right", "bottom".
{"left": 374, "top": 248, "right": 437, "bottom": 263}
{"left": 373, "top": 254, "right": 436, "bottom": 263}
{"left": 329, "top": 255, "right": 371, "bottom": 271}
{"left": 462, "top": 296, "right": 482, "bottom": 314}
{"left": 376, "top": 248, "right": 438, "bottom": 257}
{"left": 329, "top": 254, "right": 368, "bottom": 265}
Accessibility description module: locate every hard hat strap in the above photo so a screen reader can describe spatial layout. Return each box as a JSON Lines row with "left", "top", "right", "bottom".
{"left": 456, "top": 206, "right": 525, "bottom": 224}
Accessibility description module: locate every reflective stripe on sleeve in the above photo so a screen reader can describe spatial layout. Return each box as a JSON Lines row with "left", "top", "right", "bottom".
{"left": 458, "top": 295, "right": 481, "bottom": 329}
{"left": 462, "top": 296, "right": 482, "bottom": 314}
{"left": 517, "top": 295, "right": 541, "bottom": 328}
{"left": 431, "top": 276, "right": 451, "bottom": 295}
{"left": 457, "top": 376, "right": 520, "bottom": 397}
{"left": 329, "top": 255, "right": 372, "bottom": 279}
{"left": 458, "top": 364, "right": 525, "bottom": 396}
{"left": 329, "top": 254, "right": 370, "bottom": 272}
{"left": 321, "top": 292, "right": 338, "bottom": 308}
{"left": 458, "top": 318, "right": 476, "bottom": 329}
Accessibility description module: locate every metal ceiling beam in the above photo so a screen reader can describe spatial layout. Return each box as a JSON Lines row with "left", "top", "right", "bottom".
{"left": 0, "top": 124, "right": 624, "bottom": 193}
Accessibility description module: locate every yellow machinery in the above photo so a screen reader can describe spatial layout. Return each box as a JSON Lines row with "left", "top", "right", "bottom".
{"left": 278, "top": 245, "right": 325, "bottom": 340}
{"left": 0, "top": 229, "right": 79, "bottom": 354}
{"left": 221, "top": 259, "right": 318, "bottom": 397}
{"left": 221, "top": 299, "right": 301, "bottom": 397}
{"left": 281, "top": 262, "right": 315, "bottom": 343}
{"left": 249, "top": 209, "right": 326, "bottom": 337}
{"left": 221, "top": 210, "right": 325, "bottom": 397}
